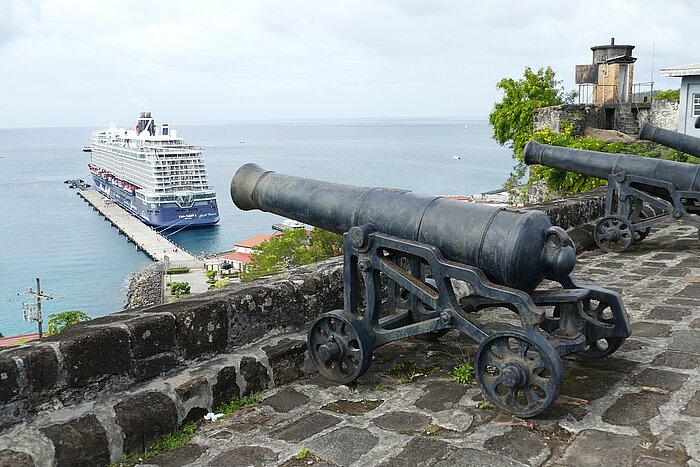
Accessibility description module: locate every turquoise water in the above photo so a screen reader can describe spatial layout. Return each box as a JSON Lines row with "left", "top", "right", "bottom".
{"left": 0, "top": 118, "right": 512, "bottom": 336}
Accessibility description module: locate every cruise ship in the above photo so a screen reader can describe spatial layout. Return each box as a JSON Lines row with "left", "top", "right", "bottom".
{"left": 87, "top": 112, "right": 220, "bottom": 229}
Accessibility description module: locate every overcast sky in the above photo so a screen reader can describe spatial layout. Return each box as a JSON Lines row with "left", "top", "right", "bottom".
{"left": 1, "top": 0, "right": 698, "bottom": 128}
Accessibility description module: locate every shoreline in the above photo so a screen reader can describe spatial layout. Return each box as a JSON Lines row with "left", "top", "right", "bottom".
{"left": 124, "top": 262, "right": 165, "bottom": 309}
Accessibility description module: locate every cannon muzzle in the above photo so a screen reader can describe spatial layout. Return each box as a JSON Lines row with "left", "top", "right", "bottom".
{"left": 639, "top": 123, "right": 700, "bottom": 158}
{"left": 524, "top": 140, "right": 700, "bottom": 192}
{"left": 232, "top": 163, "right": 576, "bottom": 292}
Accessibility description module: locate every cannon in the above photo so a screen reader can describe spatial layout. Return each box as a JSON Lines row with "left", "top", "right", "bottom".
{"left": 524, "top": 140, "right": 700, "bottom": 252}
{"left": 232, "top": 163, "right": 630, "bottom": 417}
{"left": 639, "top": 122, "right": 700, "bottom": 159}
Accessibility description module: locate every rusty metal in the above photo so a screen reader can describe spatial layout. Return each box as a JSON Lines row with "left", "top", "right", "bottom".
{"left": 231, "top": 163, "right": 630, "bottom": 417}
{"left": 524, "top": 140, "right": 700, "bottom": 252}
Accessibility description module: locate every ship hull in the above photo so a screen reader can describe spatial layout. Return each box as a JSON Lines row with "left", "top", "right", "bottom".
{"left": 91, "top": 174, "right": 220, "bottom": 229}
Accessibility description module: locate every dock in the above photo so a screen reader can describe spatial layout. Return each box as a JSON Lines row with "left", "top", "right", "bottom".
{"left": 78, "top": 190, "right": 197, "bottom": 263}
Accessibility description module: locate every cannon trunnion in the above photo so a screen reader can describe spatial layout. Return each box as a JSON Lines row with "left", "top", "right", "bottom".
{"left": 232, "top": 164, "right": 630, "bottom": 417}
{"left": 525, "top": 140, "right": 700, "bottom": 252}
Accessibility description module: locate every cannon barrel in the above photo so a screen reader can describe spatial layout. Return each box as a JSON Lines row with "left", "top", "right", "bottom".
{"left": 231, "top": 163, "right": 576, "bottom": 292}
{"left": 524, "top": 140, "right": 700, "bottom": 192}
{"left": 639, "top": 123, "right": 700, "bottom": 158}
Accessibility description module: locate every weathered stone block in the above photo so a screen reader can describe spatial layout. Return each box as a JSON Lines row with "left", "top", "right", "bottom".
{"left": 263, "top": 388, "right": 310, "bottom": 413}
{"left": 40, "top": 414, "right": 110, "bottom": 467}
{"left": 549, "top": 430, "right": 642, "bottom": 466}
{"left": 212, "top": 366, "right": 240, "bottom": 408}
{"left": 307, "top": 426, "right": 378, "bottom": 465}
{"left": 114, "top": 391, "right": 178, "bottom": 454}
{"left": 0, "top": 449, "right": 34, "bottom": 467}
{"left": 131, "top": 353, "right": 179, "bottom": 381}
{"left": 373, "top": 411, "right": 432, "bottom": 433}
{"left": 176, "top": 376, "right": 209, "bottom": 402}
{"left": 209, "top": 446, "right": 277, "bottom": 466}
{"left": 172, "top": 303, "right": 228, "bottom": 359}
{"left": 272, "top": 412, "right": 341, "bottom": 442}
{"left": 262, "top": 338, "right": 307, "bottom": 386}
{"left": 0, "top": 351, "right": 20, "bottom": 403}
{"left": 127, "top": 313, "right": 177, "bottom": 358}
{"left": 240, "top": 356, "right": 269, "bottom": 396}
{"left": 56, "top": 326, "right": 131, "bottom": 387}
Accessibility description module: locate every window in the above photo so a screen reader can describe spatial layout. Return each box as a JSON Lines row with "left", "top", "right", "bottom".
{"left": 694, "top": 93, "right": 700, "bottom": 117}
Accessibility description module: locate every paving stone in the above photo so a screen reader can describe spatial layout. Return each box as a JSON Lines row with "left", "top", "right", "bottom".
{"left": 631, "top": 267, "right": 661, "bottom": 277}
{"left": 678, "top": 257, "right": 700, "bottom": 268}
{"left": 40, "top": 414, "right": 110, "bottom": 467}
{"left": 652, "top": 351, "right": 700, "bottom": 370}
{"left": 650, "top": 253, "right": 677, "bottom": 261}
{"left": 378, "top": 436, "right": 453, "bottom": 467}
{"left": 415, "top": 380, "right": 470, "bottom": 412}
{"left": 0, "top": 449, "right": 34, "bottom": 467}
{"left": 677, "top": 283, "right": 700, "bottom": 298}
{"left": 263, "top": 388, "right": 310, "bottom": 413}
{"left": 637, "top": 457, "right": 684, "bottom": 467}
{"left": 484, "top": 425, "right": 551, "bottom": 466}
{"left": 240, "top": 356, "right": 270, "bottom": 396}
{"left": 322, "top": 399, "right": 383, "bottom": 415}
{"left": 668, "top": 330, "right": 700, "bottom": 353}
{"left": 207, "top": 445, "right": 277, "bottom": 467}
{"left": 681, "top": 390, "right": 700, "bottom": 417}
{"left": 307, "top": 426, "right": 378, "bottom": 466}
{"left": 602, "top": 392, "right": 668, "bottom": 427}
{"left": 209, "top": 430, "right": 232, "bottom": 439}
{"left": 224, "top": 410, "right": 277, "bottom": 433}
{"left": 631, "top": 368, "right": 689, "bottom": 391}
{"left": 692, "top": 318, "right": 700, "bottom": 330}
{"left": 663, "top": 297, "right": 700, "bottom": 307}
{"left": 653, "top": 420, "right": 695, "bottom": 461}
{"left": 551, "top": 430, "right": 642, "bottom": 466}
{"left": 372, "top": 410, "right": 432, "bottom": 433}
{"left": 646, "top": 306, "right": 691, "bottom": 321}
{"left": 435, "top": 447, "right": 526, "bottom": 466}
{"left": 631, "top": 322, "right": 672, "bottom": 338}
{"left": 146, "top": 443, "right": 207, "bottom": 467}
{"left": 658, "top": 267, "right": 690, "bottom": 277}
{"left": 271, "top": 411, "right": 341, "bottom": 442}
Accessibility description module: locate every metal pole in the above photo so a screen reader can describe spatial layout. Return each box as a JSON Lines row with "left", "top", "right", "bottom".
{"left": 36, "top": 278, "right": 43, "bottom": 338}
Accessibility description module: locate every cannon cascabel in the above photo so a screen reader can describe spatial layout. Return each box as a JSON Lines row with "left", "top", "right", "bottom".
{"left": 231, "top": 163, "right": 576, "bottom": 292}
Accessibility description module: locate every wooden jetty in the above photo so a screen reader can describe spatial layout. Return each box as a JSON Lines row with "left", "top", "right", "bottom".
{"left": 78, "top": 190, "right": 197, "bottom": 263}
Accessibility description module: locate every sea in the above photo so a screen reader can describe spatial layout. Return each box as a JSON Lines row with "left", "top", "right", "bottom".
{"left": 0, "top": 117, "right": 513, "bottom": 337}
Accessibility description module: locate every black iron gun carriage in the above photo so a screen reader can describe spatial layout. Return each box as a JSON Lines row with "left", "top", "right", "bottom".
{"left": 524, "top": 125, "right": 700, "bottom": 252}
{"left": 231, "top": 164, "right": 630, "bottom": 417}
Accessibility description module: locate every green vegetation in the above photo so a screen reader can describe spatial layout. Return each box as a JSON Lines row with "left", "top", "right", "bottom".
{"left": 653, "top": 89, "right": 680, "bottom": 101}
{"left": 477, "top": 395, "right": 494, "bottom": 410}
{"left": 489, "top": 66, "right": 575, "bottom": 189}
{"left": 165, "top": 267, "right": 190, "bottom": 274}
{"left": 46, "top": 310, "right": 91, "bottom": 335}
{"left": 450, "top": 361, "right": 475, "bottom": 384}
{"left": 295, "top": 446, "right": 310, "bottom": 460}
{"left": 375, "top": 382, "right": 391, "bottom": 391}
{"left": 214, "top": 394, "right": 261, "bottom": 418}
{"left": 386, "top": 360, "right": 438, "bottom": 384}
{"left": 169, "top": 281, "right": 191, "bottom": 296}
{"left": 243, "top": 227, "right": 343, "bottom": 281}
{"left": 112, "top": 422, "right": 196, "bottom": 467}
{"left": 530, "top": 122, "right": 699, "bottom": 194}
{"left": 205, "top": 269, "right": 217, "bottom": 283}
{"left": 210, "top": 279, "right": 230, "bottom": 289}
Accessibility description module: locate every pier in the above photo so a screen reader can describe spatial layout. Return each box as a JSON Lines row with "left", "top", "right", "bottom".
{"left": 78, "top": 190, "right": 197, "bottom": 263}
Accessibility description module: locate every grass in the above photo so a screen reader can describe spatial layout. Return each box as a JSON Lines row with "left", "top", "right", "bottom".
{"left": 295, "top": 446, "right": 310, "bottom": 460}
{"left": 477, "top": 395, "right": 493, "bottom": 410}
{"left": 111, "top": 422, "right": 196, "bottom": 467}
{"left": 375, "top": 383, "right": 391, "bottom": 391}
{"left": 215, "top": 393, "right": 261, "bottom": 418}
{"left": 450, "top": 361, "right": 475, "bottom": 384}
{"left": 111, "top": 394, "right": 261, "bottom": 467}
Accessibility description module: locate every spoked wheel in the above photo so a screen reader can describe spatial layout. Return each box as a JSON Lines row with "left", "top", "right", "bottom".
{"left": 308, "top": 310, "right": 373, "bottom": 384}
{"left": 594, "top": 215, "right": 634, "bottom": 252}
{"left": 633, "top": 206, "right": 654, "bottom": 243}
{"left": 475, "top": 328, "right": 564, "bottom": 418}
{"left": 577, "top": 299, "right": 626, "bottom": 359}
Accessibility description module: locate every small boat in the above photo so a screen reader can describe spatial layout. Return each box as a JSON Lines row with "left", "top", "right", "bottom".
{"left": 451, "top": 155, "right": 461, "bottom": 160}
{"left": 81, "top": 147, "right": 92, "bottom": 152}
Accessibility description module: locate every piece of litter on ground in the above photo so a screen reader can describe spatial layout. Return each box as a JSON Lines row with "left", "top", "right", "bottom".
{"left": 204, "top": 412, "right": 225, "bottom": 422}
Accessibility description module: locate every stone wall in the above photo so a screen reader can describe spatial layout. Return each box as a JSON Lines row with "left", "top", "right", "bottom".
{"left": 0, "top": 190, "right": 609, "bottom": 465}
{"left": 534, "top": 104, "right": 603, "bottom": 136}
{"left": 637, "top": 99, "right": 680, "bottom": 131}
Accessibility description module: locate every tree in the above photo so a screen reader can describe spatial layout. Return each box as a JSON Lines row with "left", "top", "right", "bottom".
{"left": 243, "top": 228, "right": 343, "bottom": 281}
{"left": 47, "top": 310, "right": 91, "bottom": 335}
{"left": 654, "top": 89, "right": 680, "bottom": 101}
{"left": 489, "top": 67, "right": 575, "bottom": 189}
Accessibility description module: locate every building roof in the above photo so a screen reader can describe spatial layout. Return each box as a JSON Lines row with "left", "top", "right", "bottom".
{"left": 235, "top": 234, "right": 273, "bottom": 249}
{"left": 0, "top": 333, "right": 39, "bottom": 347}
{"left": 219, "top": 251, "right": 252, "bottom": 264}
{"left": 660, "top": 63, "right": 700, "bottom": 77}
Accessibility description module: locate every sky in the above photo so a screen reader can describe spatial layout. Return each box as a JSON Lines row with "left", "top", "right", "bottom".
{"left": 1, "top": 0, "right": 699, "bottom": 128}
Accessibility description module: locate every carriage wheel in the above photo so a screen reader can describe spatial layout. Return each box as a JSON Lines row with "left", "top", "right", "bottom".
{"left": 594, "top": 216, "right": 634, "bottom": 252}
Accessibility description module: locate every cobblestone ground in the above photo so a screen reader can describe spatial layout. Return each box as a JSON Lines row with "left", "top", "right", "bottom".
{"left": 143, "top": 222, "right": 700, "bottom": 467}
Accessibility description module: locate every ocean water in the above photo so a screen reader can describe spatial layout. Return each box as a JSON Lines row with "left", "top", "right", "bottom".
{"left": 0, "top": 118, "right": 512, "bottom": 336}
